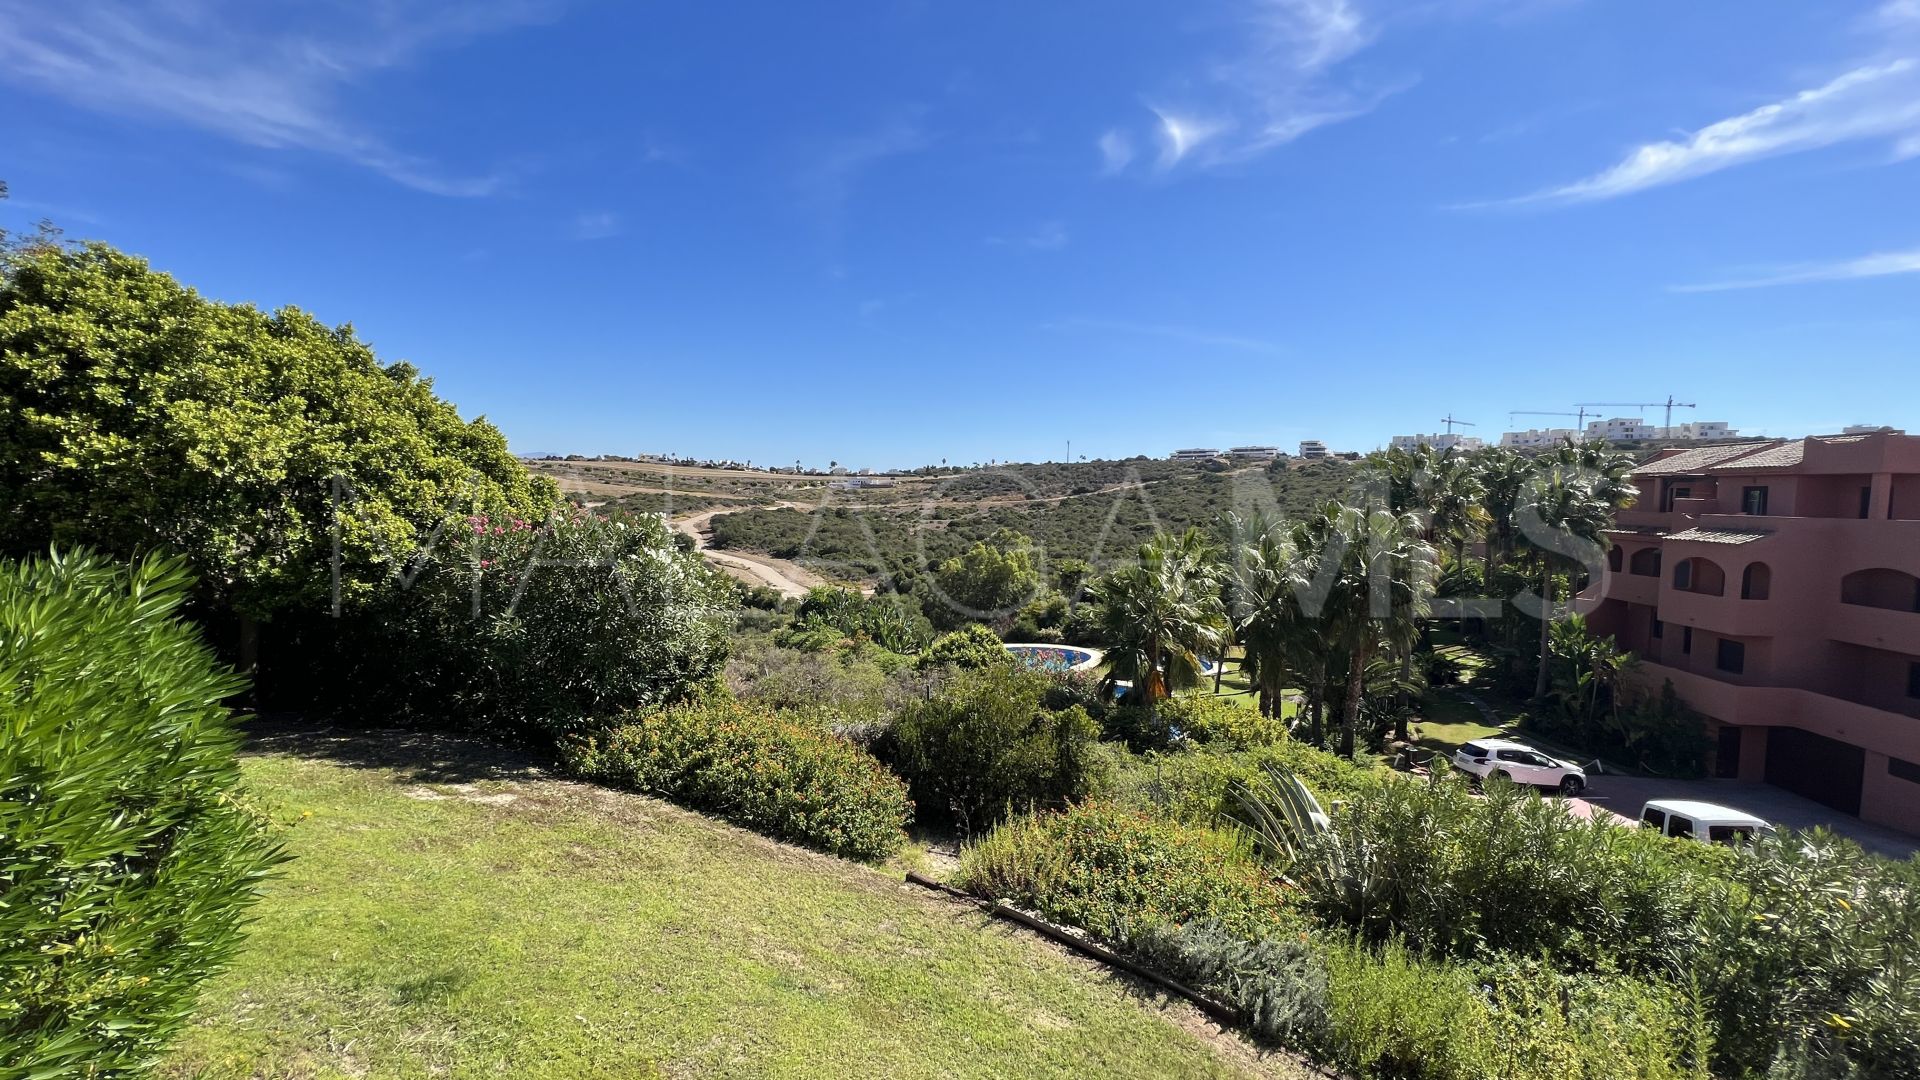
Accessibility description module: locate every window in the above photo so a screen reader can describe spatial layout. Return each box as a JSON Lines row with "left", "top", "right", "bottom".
{"left": 1860, "top": 486, "right": 1873, "bottom": 520}
{"left": 1669, "top": 816, "right": 1695, "bottom": 840}
{"left": 1708, "top": 825, "right": 1756, "bottom": 845}
{"left": 1652, "top": 616, "right": 1664, "bottom": 639}
{"left": 1682, "top": 627, "right": 1693, "bottom": 655}
{"left": 1890, "top": 756, "right": 1920, "bottom": 785}
{"left": 1717, "top": 639, "right": 1746, "bottom": 675}
{"left": 1641, "top": 808, "right": 1667, "bottom": 831}
{"left": 1630, "top": 547, "right": 1662, "bottom": 577}
{"left": 1741, "top": 486, "right": 1769, "bottom": 515}
{"left": 1674, "top": 561, "right": 1693, "bottom": 591}
{"left": 1741, "top": 563, "right": 1771, "bottom": 601}
{"left": 1461, "top": 742, "right": 1489, "bottom": 760}
{"left": 1608, "top": 547, "right": 1623, "bottom": 572}
{"left": 1909, "top": 662, "right": 1920, "bottom": 700}
{"left": 1496, "top": 749, "right": 1525, "bottom": 762}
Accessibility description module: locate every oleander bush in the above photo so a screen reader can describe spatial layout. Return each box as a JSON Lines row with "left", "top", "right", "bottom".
{"left": 1297, "top": 769, "right": 1713, "bottom": 975}
{"left": 1158, "top": 694, "right": 1288, "bottom": 750}
{"left": 883, "top": 664, "right": 1107, "bottom": 833}
{"left": 563, "top": 698, "right": 912, "bottom": 859}
{"left": 955, "top": 802, "right": 1290, "bottom": 942}
{"left": 0, "top": 550, "right": 284, "bottom": 1075}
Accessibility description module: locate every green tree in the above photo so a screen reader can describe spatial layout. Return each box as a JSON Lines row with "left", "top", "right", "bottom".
{"left": 1513, "top": 459, "right": 1622, "bottom": 702}
{"left": 1, "top": 550, "right": 284, "bottom": 1074}
{"left": 930, "top": 528, "right": 1043, "bottom": 627}
{"left": 1090, "top": 528, "right": 1228, "bottom": 709}
{"left": 0, "top": 243, "right": 557, "bottom": 671}
{"left": 1225, "top": 513, "right": 1311, "bottom": 721}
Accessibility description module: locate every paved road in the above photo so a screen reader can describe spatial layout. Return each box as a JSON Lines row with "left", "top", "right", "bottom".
{"left": 1573, "top": 774, "right": 1917, "bottom": 859}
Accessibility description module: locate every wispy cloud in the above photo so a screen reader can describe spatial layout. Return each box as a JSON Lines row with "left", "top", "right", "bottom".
{"left": 798, "top": 116, "right": 931, "bottom": 220}
{"left": 1044, "top": 317, "right": 1282, "bottom": 354}
{"left": 1097, "top": 129, "right": 1135, "bottom": 174}
{"left": 571, "top": 211, "right": 622, "bottom": 241}
{"left": 1104, "top": 0, "right": 1394, "bottom": 174}
{"left": 0, "top": 0, "right": 546, "bottom": 196}
{"left": 1672, "top": 246, "right": 1920, "bottom": 292}
{"left": 1504, "top": 60, "right": 1920, "bottom": 204}
{"left": 987, "top": 221, "right": 1069, "bottom": 251}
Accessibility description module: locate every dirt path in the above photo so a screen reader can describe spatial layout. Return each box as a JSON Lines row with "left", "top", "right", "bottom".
{"left": 673, "top": 505, "right": 827, "bottom": 600}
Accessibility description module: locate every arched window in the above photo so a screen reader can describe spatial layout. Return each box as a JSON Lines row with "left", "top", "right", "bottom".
{"left": 1840, "top": 568, "right": 1920, "bottom": 612}
{"left": 1741, "top": 563, "right": 1772, "bottom": 601}
{"left": 1629, "top": 547, "right": 1662, "bottom": 577}
{"left": 1674, "top": 557, "right": 1727, "bottom": 597}
{"left": 1608, "top": 547, "right": 1624, "bottom": 573}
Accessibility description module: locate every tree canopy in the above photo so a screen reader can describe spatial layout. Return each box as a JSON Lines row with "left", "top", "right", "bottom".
{"left": 0, "top": 243, "right": 557, "bottom": 625}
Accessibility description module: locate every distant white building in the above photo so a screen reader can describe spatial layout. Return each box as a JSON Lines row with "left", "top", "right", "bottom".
{"left": 1500, "top": 428, "right": 1579, "bottom": 449}
{"left": 1171, "top": 448, "right": 1221, "bottom": 461}
{"left": 1298, "top": 440, "right": 1329, "bottom": 460}
{"left": 1227, "top": 445, "right": 1281, "bottom": 459}
{"left": 1664, "top": 421, "right": 1738, "bottom": 441}
{"left": 1389, "top": 433, "right": 1485, "bottom": 453}
{"left": 829, "top": 477, "right": 897, "bottom": 490}
{"left": 1843, "top": 424, "right": 1903, "bottom": 435}
{"left": 1586, "top": 417, "right": 1658, "bottom": 442}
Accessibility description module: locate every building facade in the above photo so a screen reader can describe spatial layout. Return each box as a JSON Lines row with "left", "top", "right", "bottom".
{"left": 1171, "top": 447, "right": 1221, "bottom": 461}
{"left": 1501, "top": 427, "right": 1580, "bottom": 448}
{"left": 1389, "top": 433, "right": 1486, "bottom": 452}
{"left": 1588, "top": 430, "right": 1920, "bottom": 834}
{"left": 1228, "top": 445, "right": 1282, "bottom": 459}
{"left": 1298, "top": 440, "right": 1329, "bottom": 460}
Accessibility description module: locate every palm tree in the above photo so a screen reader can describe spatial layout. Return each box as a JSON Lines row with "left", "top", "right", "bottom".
{"left": 1226, "top": 513, "right": 1310, "bottom": 721}
{"left": 1090, "top": 530, "right": 1228, "bottom": 711}
{"left": 1297, "top": 503, "right": 1436, "bottom": 758}
{"left": 1514, "top": 460, "right": 1619, "bottom": 702}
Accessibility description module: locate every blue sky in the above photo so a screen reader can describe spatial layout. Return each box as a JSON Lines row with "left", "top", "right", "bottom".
{"left": 3, "top": 0, "right": 1918, "bottom": 469}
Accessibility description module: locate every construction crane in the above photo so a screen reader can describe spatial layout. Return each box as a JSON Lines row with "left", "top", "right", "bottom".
{"left": 1576, "top": 396, "right": 1697, "bottom": 434}
{"left": 1508, "top": 408, "right": 1594, "bottom": 429}
{"left": 1439, "top": 413, "right": 1477, "bottom": 436}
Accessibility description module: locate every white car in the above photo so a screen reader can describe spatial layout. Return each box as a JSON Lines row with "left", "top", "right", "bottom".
{"left": 1452, "top": 738, "right": 1587, "bottom": 796}
{"left": 1639, "top": 799, "right": 1776, "bottom": 845}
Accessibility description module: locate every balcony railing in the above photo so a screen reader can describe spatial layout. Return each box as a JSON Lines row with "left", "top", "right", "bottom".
{"left": 1632, "top": 661, "right": 1920, "bottom": 762}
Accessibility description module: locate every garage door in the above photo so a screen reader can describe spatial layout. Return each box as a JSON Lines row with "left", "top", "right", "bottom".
{"left": 1764, "top": 727, "right": 1864, "bottom": 816}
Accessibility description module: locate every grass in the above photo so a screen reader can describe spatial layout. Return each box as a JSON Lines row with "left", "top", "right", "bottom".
{"left": 161, "top": 727, "right": 1294, "bottom": 1080}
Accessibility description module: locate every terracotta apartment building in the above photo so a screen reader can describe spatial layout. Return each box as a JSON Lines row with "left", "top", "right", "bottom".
{"left": 1588, "top": 429, "right": 1920, "bottom": 835}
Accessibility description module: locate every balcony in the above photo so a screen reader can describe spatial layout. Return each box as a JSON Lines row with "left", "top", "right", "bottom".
{"left": 1633, "top": 661, "right": 1920, "bottom": 763}
{"left": 1602, "top": 571, "right": 1660, "bottom": 607}
{"left": 1659, "top": 586, "right": 1782, "bottom": 638}
{"left": 1827, "top": 603, "right": 1920, "bottom": 656}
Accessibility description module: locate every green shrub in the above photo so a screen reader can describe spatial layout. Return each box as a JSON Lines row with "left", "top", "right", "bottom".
{"left": 312, "top": 507, "right": 730, "bottom": 741}
{"left": 917, "top": 623, "right": 1012, "bottom": 671}
{"left": 1322, "top": 941, "right": 1709, "bottom": 1080}
{"left": 884, "top": 664, "right": 1107, "bottom": 832}
{"left": 791, "top": 586, "right": 933, "bottom": 654}
{"left": 1159, "top": 694, "right": 1287, "bottom": 750}
{"left": 1130, "top": 919, "right": 1329, "bottom": 1048}
{"left": 1299, "top": 770, "right": 1709, "bottom": 975}
{"left": 956, "top": 802, "right": 1290, "bottom": 942}
{"left": 563, "top": 699, "right": 911, "bottom": 859}
{"left": 1110, "top": 739, "right": 1374, "bottom": 825}
{"left": 0, "top": 551, "right": 284, "bottom": 1075}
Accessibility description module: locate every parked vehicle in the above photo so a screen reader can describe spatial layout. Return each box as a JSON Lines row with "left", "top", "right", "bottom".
{"left": 1452, "top": 738, "right": 1587, "bottom": 796}
{"left": 1639, "top": 799, "right": 1775, "bottom": 845}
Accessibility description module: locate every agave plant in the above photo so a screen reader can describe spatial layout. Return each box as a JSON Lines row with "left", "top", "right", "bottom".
{"left": 1218, "top": 762, "right": 1331, "bottom": 880}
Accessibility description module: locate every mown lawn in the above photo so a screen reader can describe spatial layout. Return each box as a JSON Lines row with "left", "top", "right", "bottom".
{"left": 161, "top": 728, "right": 1291, "bottom": 1080}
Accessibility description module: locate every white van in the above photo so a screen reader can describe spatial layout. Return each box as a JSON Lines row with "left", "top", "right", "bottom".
{"left": 1639, "top": 799, "right": 1776, "bottom": 845}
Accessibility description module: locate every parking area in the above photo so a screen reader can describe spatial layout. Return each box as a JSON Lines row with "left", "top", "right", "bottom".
{"left": 1572, "top": 774, "right": 1918, "bottom": 859}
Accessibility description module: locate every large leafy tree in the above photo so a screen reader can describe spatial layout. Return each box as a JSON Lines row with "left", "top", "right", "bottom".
{"left": 0, "top": 243, "right": 557, "bottom": 665}
{"left": 1090, "top": 528, "right": 1228, "bottom": 709}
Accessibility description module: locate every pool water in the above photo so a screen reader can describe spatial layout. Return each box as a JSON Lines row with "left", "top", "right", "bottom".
{"left": 1003, "top": 643, "right": 1101, "bottom": 673}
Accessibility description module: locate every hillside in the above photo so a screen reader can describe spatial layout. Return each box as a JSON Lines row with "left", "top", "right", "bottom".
{"left": 160, "top": 726, "right": 1300, "bottom": 1080}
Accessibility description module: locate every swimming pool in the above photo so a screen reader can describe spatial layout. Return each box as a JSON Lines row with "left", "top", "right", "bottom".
{"left": 1002, "top": 643, "right": 1103, "bottom": 673}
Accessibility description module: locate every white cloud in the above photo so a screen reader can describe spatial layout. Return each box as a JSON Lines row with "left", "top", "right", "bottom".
{"left": 1520, "top": 61, "right": 1920, "bottom": 203}
{"left": 1097, "top": 129, "right": 1135, "bottom": 174}
{"left": 572, "top": 211, "right": 622, "bottom": 241}
{"left": 1879, "top": 0, "right": 1920, "bottom": 26}
{"left": 1672, "top": 246, "right": 1920, "bottom": 292}
{"left": 1152, "top": 108, "right": 1232, "bottom": 168}
{"left": 799, "top": 117, "right": 931, "bottom": 218}
{"left": 1103, "top": 0, "right": 1398, "bottom": 174}
{"left": 0, "top": 0, "right": 544, "bottom": 196}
